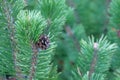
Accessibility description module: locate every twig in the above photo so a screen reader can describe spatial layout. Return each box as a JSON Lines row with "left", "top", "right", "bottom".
{"left": 29, "top": 44, "right": 38, "bottom": 80}
{"left": 65, "top": 26, "right": 83, "bottom": 77}
{"left": 65, "top": 26, "right": 81, "bottom": 52}
{"left": 88, "top": 43, "right": 99, "bottom": 80}
{"left": 2, "top": 0, "right": 19, "bottom": 79}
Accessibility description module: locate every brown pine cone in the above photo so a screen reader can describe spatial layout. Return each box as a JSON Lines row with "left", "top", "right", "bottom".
{"left": 35, "top": 34, "right": 50, "bottom": 50}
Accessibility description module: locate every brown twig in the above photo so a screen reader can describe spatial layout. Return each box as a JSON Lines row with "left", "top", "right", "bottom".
{"left": 65, "top": 26, "right": 81, "bottom": 52}
{"left": 65, "top": 26, "right": 83, "bottom": 77}
{"left": 88, "top": 43, "right": 98, "bottom": 80}
{"left": 2, "top": 0, "right": 19, "bottom": 79}
{"left": 29, "top": 44, "right": 38, "bottom": 80}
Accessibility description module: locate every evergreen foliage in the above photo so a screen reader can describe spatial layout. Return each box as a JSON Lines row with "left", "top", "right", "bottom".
{"left": 107, "top": 0, "right": 120, "bottom": 80}
{"left": 0, "top": 0, "right": 67, "bottom": 79}
{"left": 74, "top": 0, "right": 107, "bottom": 37}
{"left": 0, "top": 0, "right": 25, "bottom": 76}
{"left": 37, "top": 0, "right": 67, "bottom": 37}
{"left": 0, "top": 0, "right": 120, "bottom": 80}
{"left": 72, "top": 36, "right": 117, "bottom": 80}
{"left": 82, "top": 72, "right": 105, "bottom": 80}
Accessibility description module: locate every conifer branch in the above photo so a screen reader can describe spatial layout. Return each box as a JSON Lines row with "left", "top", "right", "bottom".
{"left": 65, "top": 26, "right": 81, "bottom": 52}
{"left": 29, "top": 43, "right": 38, "bottom": 80}
{"left": 65, "top": 26, "right": 84, "bottom": 76}
{"left": 2, "top": 0, "right": 18, "bottom": 78}
{"left": 88, "top": 43, "right": 98, "bottom": 80}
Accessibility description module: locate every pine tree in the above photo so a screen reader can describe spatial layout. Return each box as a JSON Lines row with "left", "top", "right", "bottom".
{"left": 0, "top": 0, "right": 119, "bottom": 80}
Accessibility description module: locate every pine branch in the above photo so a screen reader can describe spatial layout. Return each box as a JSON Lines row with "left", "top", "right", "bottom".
{"left": 37, "top": 0, "right": 67, "bottom": 37}
{"left": 29, "top": 43, "right": 38, "bottom": 80}
{"left": 65, "top": 26, "right": 81, "bottom": 52}
{"left": 0, "top": 0, "right": 25, "bottom": 78}
{"left": 65, "top": 26, "right": 84, "bottom": 77}
{"left": 15, "top": 10, "right": 57, "bottom": 80}
{"left": 88, "top": 43, "right": 98, "bottom": 80}
{"left": 2, "top": 0, "right": 17, "bottom": 77}
{"left": 73, "top": 35, "right": 117, "bottom": 80}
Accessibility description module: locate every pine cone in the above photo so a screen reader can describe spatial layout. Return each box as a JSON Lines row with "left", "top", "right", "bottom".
{"left": 35, "top": 34, "right": 50, "bottom": 50}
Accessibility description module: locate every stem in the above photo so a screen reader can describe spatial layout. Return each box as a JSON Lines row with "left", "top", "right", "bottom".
{"left": 65, "top": 26, "right": 83, "bottom": 76}
{"left": 2, "top": 0, "right": 18, "bottom": 78}
{"left": 88, "top": 43, "right": 98, "bottom": 80}
{"left": 29, "top": 44, "right": 38, "bottom": 80}
{"left": 65, "top": 26, "right": 81, "bottom": 52}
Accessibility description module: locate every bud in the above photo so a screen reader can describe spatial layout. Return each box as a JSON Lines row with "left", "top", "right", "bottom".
{"left": 93, "top": 42, "right": 99, "bottom": 50}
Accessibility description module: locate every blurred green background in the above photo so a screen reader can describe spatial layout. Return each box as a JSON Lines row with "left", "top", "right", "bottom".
{"left": 56, "top": 0, "right": 108, "bottom": 79}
